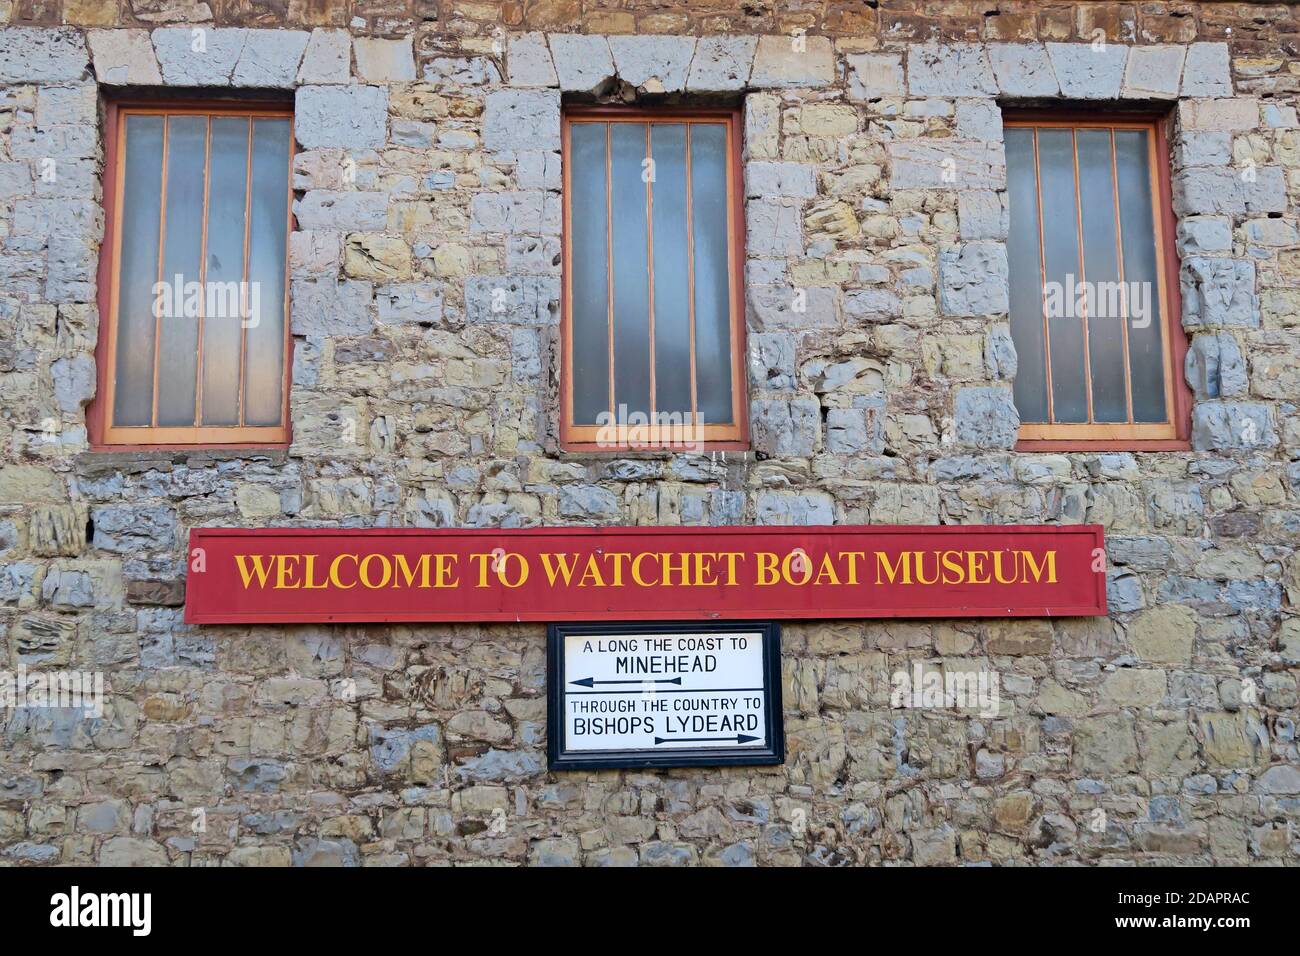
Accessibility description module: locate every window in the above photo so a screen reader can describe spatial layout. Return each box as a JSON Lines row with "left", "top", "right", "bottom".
{"left": 1004, "top": 116, "right": 1189, "bottom": 449}
{"left": 561, "top": 109, "right": 747, "bottom": 450}
{"left": 95, "top": 103, "right": 293, "bottom": 446}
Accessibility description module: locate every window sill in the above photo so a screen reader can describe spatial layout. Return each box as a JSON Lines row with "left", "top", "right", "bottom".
{"left": 77, "top": 445, "right": 291, "bottom": 474}
{"left": 1014, "top": 439, "right": 1191, "bottom": 452}
{"left": 558, "top": 441, "right": 752, "bottom": 456}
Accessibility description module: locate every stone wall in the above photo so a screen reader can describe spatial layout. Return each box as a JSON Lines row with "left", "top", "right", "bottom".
{"left": 0, "top": 1, "right": 1298, "bottom": 866}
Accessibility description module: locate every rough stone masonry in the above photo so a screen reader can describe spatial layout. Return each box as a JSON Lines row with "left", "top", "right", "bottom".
{"left": 0, "top": 0, "right": 1298, "bottom": 867}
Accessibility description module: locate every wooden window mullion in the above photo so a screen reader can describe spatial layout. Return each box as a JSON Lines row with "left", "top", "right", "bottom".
{"left": 149, "top": 116, "right": 171, "bottom": 430}
{"left": 1108, "top": 127, "right": 1135, "bottom": 425}
{"left": 1031, "top": 127, "right": 1055, "bottom": 425}
{"left": 685, "top": 122, "right": 698, "bottom": 430}
{"left": 238, "top": 116, "right": 253, "bottom": 428}
{"left": 194, "top": 114, "right": 212, "bottom": 428}
{"left": 1070, "top": 128, "right": 1095, "bottom": 425}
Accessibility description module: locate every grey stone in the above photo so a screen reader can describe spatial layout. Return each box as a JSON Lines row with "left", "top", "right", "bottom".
{"left": 846, "top": 52, "right": 903, "bottom": 100}
{"left": 985, "top": 324, "right": 1018, "bottom": 380}
{"left": 889, "top": 139, "right": 1005, "bottom": 190}
{"left": 482, "top": 89, "right": 561, "bottom": 155}
{"left": 297, "top": 29, "right": 351, "bottom": 84}
{"left": 1191, "top": 403, "right": 1276, "bottom": 451}
{"left": 748, "top": 333, "right": 796, "bottom": 389}
{"left": 939, "top": 243, "right": 1009, "bottom": 316}
{"left": 955, "top": 99, "right": 1003, "bottom": 141}
{"left": 1175, "top": 131, "right": 1232, "bottom": 168}
{"left": 954, "top": 387, "right": 1019, "bottom": 449}
{"left": 153, "top": 27, "right": 247, "bottom": 85}
{"left": 906, "top": 43, "right": 996, "bottom": 97}
{"left": 958, "top": 190, "right": 1008, "bottom": 240}
{"left": 455, "top": 749, "right": 544, "bottom": 783}
{"left": 354, "top": 36, "right": 415, "bottom": 82}
{"left": 51, "top": 355, "right": 94, "bottom": 414}
{"left": 1046, "top": 43, "right": 1128, "bottom": 99}
{"left": 610, "top": 35, "right": 695, "bottom": 93}
{"left": 843, "top": 289, "right": 901, "bottom": 320}
{"left": 233, "top": 29, "right": 309, "bottom": 86}
{"left": 1181, "top": 42, "right": 1232, "bottom": 97}
{"left": 1243, "top": 166, "right": 1287, "bottom": 214}
{"left": 376, "top": 283, "right": 443, "bottom": 326}
{"left": 749, "top": 35, "right": 835, "bottom": 88}
{"left": 422, "top": 56, "right": 501, "bottom": 87}
{"left": 294, "top": 191, "right": 388, "bottom": 230}
{"left": 1180, "top": 258, "right": 1258, "bottom": 328}
{"left": 41, "top": 568, "right": 94, "bottom": 609}
{"left": 988, "top": 43, "right": 1059, "bottom": 96}
{"left": 87, "top": 29, "right": 162, "bottom": 85}
{"left": 826, "top": 405, "right": 885, "bottom": 454}
{"left": 549, "top": 34, "right": 613, "bottom": 94}
{"left": 516, "top": 150, "right": 561, "bottom": 191}
{"left": 0, "top": 27, "right": 88, "bottom": 82}
{"left": 746, "top": 201, "right": 803, "bottom": 256}
{"left": 560, "top": 485, "right": 619, "bottom": 519}
{"left": 756, "top": 492, "right": 834, "bottom": 526}
{"left": 295, "top": 86, "right": 388, "bottom": 149}
{"left": 745, "top": 162, "right": 817, "bottom": 198}
{"left": 36, "top": 85, "right": 96, "bottom": 127}
{"left": 508, "top": 32, "right": 557, "bottom": 87}
{"left": 470, "top": 191, "right": 556, "bottom": 235}
{"left": 290, "top": 278, "right": 373, "bottom": 335}
{"left": 1255, "top": 765, "right": 1300, "bottom": 795}
{"left": 1173, "top": 167, "right": 1247, "bottom": 216}
{"left": 687, "top": 36, "right": 756, "bottom": 92}
{"left": 465, "top": 275, "right": 559, "bottom": 326}
{"left": 1184, "top": 333, "right": 1246, "bottom": 400}
{"left": 1121, "top": 45, "right": 1185, "bottom": 99}
{"left": 751, "top": 399, "right": 820, "bottom": 456}
{"left": 748, "top": 284, "right": 836, "bottom": 329}
{"left": 92, "top": 505, "right": 176, "bottom": 553}
{"left": 505, "top": 235, "right": 561, "bottom": 273}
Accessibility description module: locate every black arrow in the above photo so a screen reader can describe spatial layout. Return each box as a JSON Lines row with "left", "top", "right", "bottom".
{"left": 569, "top": 677, "right": 682, "bottom": 688}
{"left": 654, "top": 734, "right": 761, "bottom": 745}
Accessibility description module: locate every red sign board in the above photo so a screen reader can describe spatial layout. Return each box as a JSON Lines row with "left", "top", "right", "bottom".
{"left": 184, "top": 525, "right": 1106, "bottom": 623}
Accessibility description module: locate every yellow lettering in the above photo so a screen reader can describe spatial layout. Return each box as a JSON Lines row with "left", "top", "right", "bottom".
{"left": 992, "top": 549, "right": 1018, "bottom": 585}
{"left": 578, "top": 554, "right": 607, "bottom": 588}
{"left": 661, "top": 552, "right": 689, "bottom": 587}
{"left": 914, "top": 550, "right": 939, "bottom": 586}
{"left": 966, "top": 550, "right": 990, "bottom": 585}
{"left": 540, "top": 552, "right": 580, "bottom": 587}
{"left": 838, "top": 551, "right": 865, "bottom": 585}
{"left": 876, "top": 551, "right": 911, "bottom": 585}
{"left": 393, "top": 553, "right": 431, "bottom": 589}
{"left": 329, "top": 554, "right": 358, "bottom": 589}
{"left": 755, "top": 552, "right": 779, "bottom": 586}
{"left": 941, "top": 550, "right": 965, "bottom": 585}
{"left": 234, "top": 554, "right": 274, "bottom": 589}
{"left": 275, "top": 554, "right": 301, "bottom": 589}
{"left": 812, "top": 553, "right": 841, "bottom": 586}
{"left": 359, "top": 553, "right": 392, "bottom": 589}
{"left": 631, "top": 552, "right": 658, "bottom": 587}
{"left": 1021, "top": 550, "right": 1057, "bottom": 584}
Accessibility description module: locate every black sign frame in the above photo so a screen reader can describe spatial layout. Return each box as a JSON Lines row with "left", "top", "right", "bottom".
{"left": 547, "top": 620, "right": 784, "bottom": 771}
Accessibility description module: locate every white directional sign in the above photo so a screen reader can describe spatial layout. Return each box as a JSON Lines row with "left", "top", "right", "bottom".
{"left": 548, "top": 622, "right": 784, "bottom": 770}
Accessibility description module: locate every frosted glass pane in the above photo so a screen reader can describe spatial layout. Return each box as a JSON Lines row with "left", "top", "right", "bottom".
{"left": 690, "top": 124, "right": 733, "bottom": 425}
{"left": 1038, "top": 129, "right": 1087, "bottom": 424}
{"left": 1115, "top": 129, "right": 1167, "bottom": 423}
{"left": 156, "top": 115, "right": 205, "bottom": 427}
{"left": 1005, "top": 127, "right": 1048, "bottom": 424}
{"left": 1077, "top": 129, "right": 1128, "bottom": 423}
{"left": 650, "top": 124, "right": 692, "bottom": 418}
{"left": 243, "top": 118, "right": 291, "bottom": 427}
{"left": 610, "top": 123, "right": 650, "bottom": 419}
{"left": 200, "top": 117, "right": 250, "bottom": 427}
{"left": 569, "top": 122, "right": 610, "bottom": 425}
{"left": 112, "top": 114, "right": 164, "bottom": 427}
